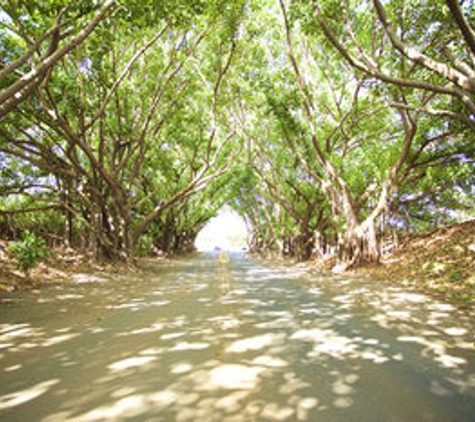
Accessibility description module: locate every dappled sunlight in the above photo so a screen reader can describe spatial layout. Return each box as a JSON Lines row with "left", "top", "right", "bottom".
{"left": 290, "top": 328, "right": 393, "bottom": 365}
{"left": 0, "top": 254, "right": 474, "bottom": 421}
{"left": 255, "top": 311, "right": 296, "bottom": 330}
{"left": 117, "top": 322, "right": 165, "bottom": 336}
{"left": 320, "top": 275, "right": 475, "bottom": 359}
{"left": 208, "top": 315, "right": 241, "bottom": 330}
{"left": 0, "top": 379, "right": 59, "bottom": 411}
{"left": 109, "top": 299, "right": 170, "bottom": 311}
{"left": 169, "top": 362, "right": 194, "bottom": 375}
{"left": 225, "top": 333, "right": 282, "bottom": 353}
{"left": 0, "top": 323, "right": 32, "bottom": 338}
{"left": 445, "top": 327, "right": 468, "bottom": 336}
{"left": 108, "top": 356, "right": 157, "bottom": 372}
{"left": 170, "top": 341, "right": 211, "bottom": 351}
{"left": 71, "top": 273, "right": 108, "bottom": 284}
{"left": 252, "top": 355, "right": 288, "bottom": 368}
{"left": 397, "top": 335, "right": 468, "bottom": 368}
{"left": 160, "top": 331, "right": 185, "bottom": 340}
{"left": 291, "top": 328, "right": 357, "bottom": 359}
{"left": 196, "top": 364, "right": 265, "bottom": 390}
{"left": 0, "top": 323, "right": 81, "bottom": 353}
{"left": 40, "top": 331, "right": 80, "bottom": 347}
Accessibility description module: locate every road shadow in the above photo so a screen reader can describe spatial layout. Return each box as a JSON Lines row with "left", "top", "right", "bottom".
{"left": 0, "top": 254, "right": 474, "bottom": 421}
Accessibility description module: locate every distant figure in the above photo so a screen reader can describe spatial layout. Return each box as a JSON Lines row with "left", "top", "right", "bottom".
{"left": 218, "top": 251, "right": 230, "bottom": 265}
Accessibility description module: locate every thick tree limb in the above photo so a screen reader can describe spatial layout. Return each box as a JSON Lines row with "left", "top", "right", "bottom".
{"left": 0, "top": 0, "right": 115, "bottom": 119}
{"left": 84, "top": 24, "right": 168, "bottom": 132}
{"left": 313, "top": 0, "right": 475, "bottom": 117}
{"left": 390, "top": 102, "right": 475, "bottom": 132}
{"left": 445, "top": 0, "right": 475, "bottom": 58}
{"left": 373, "top": 0, "right": 475, "bottom": 93}
{"left": 0, "top": 23, "right": 65, "bottom": 83}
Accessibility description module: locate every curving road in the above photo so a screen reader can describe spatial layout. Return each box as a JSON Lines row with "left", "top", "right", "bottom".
{"left": 1, "top": 252, "right": 475, "bottom": 421}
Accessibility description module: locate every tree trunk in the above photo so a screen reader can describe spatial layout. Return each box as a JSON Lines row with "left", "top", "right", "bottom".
{"left": 340, "top": 219, "right": 380, "bottom": 267}
{"left": 293, "top": 231, "right": 314, "bottom": 262}
{"left": 83, "top": 193, "right": 134, "bottom": 262}
{"left": 61, "top": 182, "right": 74, "bottom": 248}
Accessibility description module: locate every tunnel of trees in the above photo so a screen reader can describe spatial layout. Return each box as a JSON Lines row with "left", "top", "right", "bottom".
{"left": 1, "top": 0, "right": 474, "bottom": 268}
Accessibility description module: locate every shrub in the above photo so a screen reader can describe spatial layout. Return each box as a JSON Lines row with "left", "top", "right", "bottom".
{"left": 9, "top": 231, "right": 49, "bottom": 272}
{"left": 134, "top": 234, "right": 153, "bottom": 257}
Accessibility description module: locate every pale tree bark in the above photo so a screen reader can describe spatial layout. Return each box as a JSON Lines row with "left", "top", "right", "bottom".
{"left": 280, "top": 0, "right": 425, "bottom": 266}
{"left": 372, "top": 0, "right": 475, "bottom": 94}
{"left": 253, "top": 143, "right": 322, "bottom": 261}
{"left": 445, "top": 0, "right": 475, "bottom": 58}
{"left": 0, "top": 0, "right": 115, "bottom": 118}
{"left": 313, "top": 0, "right": 475, "bottom": 119}
{"left": 309, "top": 0, "right": 475, "bottom": 264}
{"left": 131, "top": 35, "right": 239, "bottom": 246}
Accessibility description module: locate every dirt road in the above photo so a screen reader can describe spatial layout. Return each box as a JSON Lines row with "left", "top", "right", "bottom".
{"left": 1, "top": 252, "right": 474, "bottom": 421}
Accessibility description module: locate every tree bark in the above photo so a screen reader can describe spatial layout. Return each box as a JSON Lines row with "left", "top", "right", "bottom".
{"left": 0, "top": 0, "right": 115, "bottom": 118}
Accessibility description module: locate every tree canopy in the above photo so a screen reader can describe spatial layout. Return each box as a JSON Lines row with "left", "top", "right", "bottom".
{"left": 1, "top": 0, "right": 474, "bottom": 266}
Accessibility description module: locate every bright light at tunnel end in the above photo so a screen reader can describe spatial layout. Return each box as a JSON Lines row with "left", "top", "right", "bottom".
{"left": 195, "top": 207, "right": 249, "bottom": 252}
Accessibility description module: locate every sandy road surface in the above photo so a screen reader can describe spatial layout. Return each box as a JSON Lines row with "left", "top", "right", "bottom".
{"left": 1, "top": 252, "right": 474, "bottom": 421}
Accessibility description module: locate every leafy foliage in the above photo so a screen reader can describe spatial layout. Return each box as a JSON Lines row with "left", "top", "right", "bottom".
{"left": 9, "top": 231, "right": 49, "bottom": 272}
{"left": 0, "top": 0, "right": 474, "bottom": 264}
